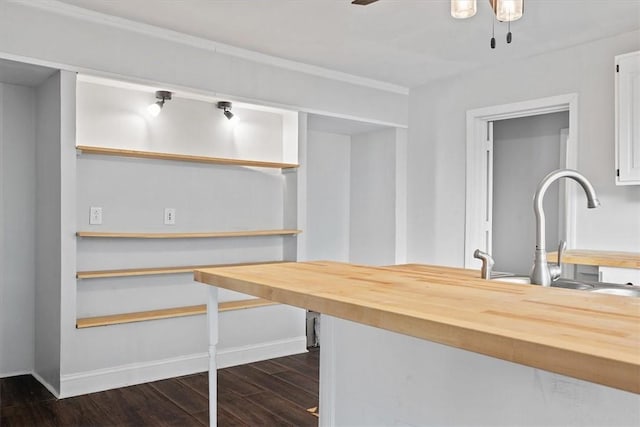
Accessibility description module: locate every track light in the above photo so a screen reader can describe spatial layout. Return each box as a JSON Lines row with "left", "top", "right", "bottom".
{"left": 147, "top": 90, "right": 172, "bottom": 117}
{"left": 217, "top": 101, "right": 238, "bottom": 123}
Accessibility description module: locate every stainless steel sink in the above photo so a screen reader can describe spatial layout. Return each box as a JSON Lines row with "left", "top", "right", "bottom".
{"left": 493, "top": 276, "right": 593, "bottom": 290}
{"left": 591, "top": 287, "right": 640, "bottom": 297}
{"left": 492, "top": 274, "right": 638, "bottom": 296}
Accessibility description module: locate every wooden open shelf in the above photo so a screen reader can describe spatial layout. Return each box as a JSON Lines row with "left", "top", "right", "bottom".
{"left": 77, "top": 261, "right": 286, "bottom": 279}
{"left": 76, "top": 229, "right": 301, "bottom": 239}
{"left": 76, "top": 298, "right": 279, "bottom": 328}
{"left": 76, "top": 145, "right": 299, "bottom": 169}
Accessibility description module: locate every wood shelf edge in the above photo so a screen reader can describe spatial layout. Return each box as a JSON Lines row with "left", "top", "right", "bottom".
{"left": 76, "top": 145, "right": 299, "bottom": 169}
{"left": 76, "top": 298, "right": 279, "bottom": 328}
{"left": 76, "top": 229, "right": 302, "bottom": 239}
{"left": 76, "top": 261, "right": 287, "bottom": 279}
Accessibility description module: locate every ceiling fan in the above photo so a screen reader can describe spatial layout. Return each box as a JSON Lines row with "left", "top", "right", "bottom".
{"left": 351, "top": 0, "right": 524, "bottom": 49}
{"left": 351, "top": 0, "right": 523, "bottom": 22}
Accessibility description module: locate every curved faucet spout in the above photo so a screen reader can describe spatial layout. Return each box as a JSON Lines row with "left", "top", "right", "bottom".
{"left": 531, "top": 169, "right": 600, "bottom": 286}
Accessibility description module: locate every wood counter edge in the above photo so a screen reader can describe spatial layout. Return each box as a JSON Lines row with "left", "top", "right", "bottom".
{"left": 193, "top": 265, "right": 640, "bottom": 395}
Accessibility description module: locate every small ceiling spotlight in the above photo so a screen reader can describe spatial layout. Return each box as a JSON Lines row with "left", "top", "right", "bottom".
{"left": 147, "top": 90, "right": 172, "bottom": 117}
{"left": 217, "top": 101, "right": 238, "bottom": 122}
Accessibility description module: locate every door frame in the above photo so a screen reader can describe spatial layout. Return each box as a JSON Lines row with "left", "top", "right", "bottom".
{"left": 464, "top": 93, "right": 579, "bottom": 268}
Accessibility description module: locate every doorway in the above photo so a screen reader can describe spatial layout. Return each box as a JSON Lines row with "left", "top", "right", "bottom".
{"left": 492, "top": 112, "right": 569, "bottom": 274}
{"left": 464, "top": 94, "right": 578, "bottom": 269}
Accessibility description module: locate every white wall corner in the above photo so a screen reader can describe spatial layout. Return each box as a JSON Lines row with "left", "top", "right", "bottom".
{"left": 395, "top": 128, "right": 408, "bottom": 265}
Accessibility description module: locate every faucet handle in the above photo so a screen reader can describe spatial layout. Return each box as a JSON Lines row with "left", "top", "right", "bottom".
{"left": 473, "top": 249, "right": 495, "bottom": 280}
{"left": 549, "top": 240, "right": 567, "bottom": 281}
{"left": 556, "top": 240, "right": 567, "bottom": 266}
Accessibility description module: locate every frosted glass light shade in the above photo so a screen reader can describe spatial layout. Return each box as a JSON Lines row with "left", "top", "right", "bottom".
{"left": 493, "top": 0, "right": 524, "bottom": 22}
{"left": 147, "top": 102, "right": 162, "bottom": 117}
{"left": 451, "top": 0, "right": 477, "bottom": 19}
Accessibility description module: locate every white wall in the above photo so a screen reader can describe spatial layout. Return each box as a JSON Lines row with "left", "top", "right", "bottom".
{"left": 0, "top": 83, "right": 36, "bottom": 376}
{"left": 34, "top": 72, "right": 64, "bottom": 391}
{"left": 306, "top": 131, "right": 351, "bottom": 261}
{"left": 408, "top": 31, "right": 640, "bottom": 266}
{"left": 305, "top": 127, "right": 406, "bottom": 266}
{"left": 0, "top": 1, "right": 407, "bottom": 128}
{"left": 493, "top": 112, "right": 569, "bottom": 274}
{"left": 350, "top": 129, "right": 399, "bottom": 265}
{"left": 61, "top": 80, "right": 305, "bottom": 397}
{"left": 322, "top": 315, "right": 640, "bottom": 426}
{"left": 76, "top": 81, "right": 285, "bottom": 162}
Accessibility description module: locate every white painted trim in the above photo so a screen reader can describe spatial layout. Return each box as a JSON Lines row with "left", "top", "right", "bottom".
{"left": 216, "top": 336, "right": 308, "bottom": 369}
{"left": 0, "top": 52, "right": 407, "bottom": 132}
{"left": 0, "top": 369, "right": 31, "bottom": 378}
{"left": 465, "top": 93, "right": 579, "bottom": 268}
{"left": 58, "top": 337, "right": 306, "bottom": 398}
{"left": 59, "top": 352, "right": 209, "bottom": 398}
{"left": 319, "top": 315, "right": 336, "bottom": 427}
{"left": 559, "top": 128, "right": 578, "bottom": 250}
{"left": 9, "top": 0, "right": 408, "bottom": 96}
{"left": 32, "top": 370, "right": 61, "bottom": 399}
{"left": 208, "top": 287, "right": 219, "bottom": 427}
{"left": 0, "top": 84, "right": 4, "bottom": 376}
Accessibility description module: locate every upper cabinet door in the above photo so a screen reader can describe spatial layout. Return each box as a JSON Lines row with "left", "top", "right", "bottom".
{"left": 615, "top": 51, "right": 640, "bottom": 185}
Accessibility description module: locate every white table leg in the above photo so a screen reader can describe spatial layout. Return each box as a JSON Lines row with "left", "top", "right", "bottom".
{"left": 207, "top": 287, "right": 219, "bottom": 426}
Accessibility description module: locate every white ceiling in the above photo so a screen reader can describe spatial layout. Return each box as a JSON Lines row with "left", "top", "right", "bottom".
{"left": 56, "top": 0, "right": 640, "bottom": 88}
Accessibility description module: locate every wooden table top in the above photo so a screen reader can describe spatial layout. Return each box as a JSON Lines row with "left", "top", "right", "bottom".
{"left": 548, "top": 249, "right": 640, "bottom": 269}
{"left": 194, "top": 261, "right": 640, "bottom": 394}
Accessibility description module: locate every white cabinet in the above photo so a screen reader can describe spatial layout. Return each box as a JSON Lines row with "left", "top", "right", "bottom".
{"left": 615, "top": 51, "right": 640, "bottom": 185}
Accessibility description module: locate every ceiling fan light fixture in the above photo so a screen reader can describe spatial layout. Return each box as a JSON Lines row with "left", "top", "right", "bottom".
{"left": 492, "top": 0, "right": 524, "bottom": 22}
{"left": 451, "top": 0, "right": 477, "bottom": 19}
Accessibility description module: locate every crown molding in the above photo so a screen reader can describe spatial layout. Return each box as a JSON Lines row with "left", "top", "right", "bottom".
{"left": 11, "top": 0, "right": 409, "bottom": 96}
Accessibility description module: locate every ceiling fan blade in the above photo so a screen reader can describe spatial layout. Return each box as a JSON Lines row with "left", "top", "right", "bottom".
{"left": 351, "top": 0, "right": 378, "bottom": 5}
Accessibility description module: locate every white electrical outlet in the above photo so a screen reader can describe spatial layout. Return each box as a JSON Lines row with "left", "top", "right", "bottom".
{"left": 164, "top": 208, "right": 176, "bottom": 225}
{"left": 90, "top": 207, "right": 102, "bottom": 225}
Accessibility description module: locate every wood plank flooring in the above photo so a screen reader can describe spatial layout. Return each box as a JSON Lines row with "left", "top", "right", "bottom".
{"left": 0, "top": 348, "right": 319, "bottom": 426}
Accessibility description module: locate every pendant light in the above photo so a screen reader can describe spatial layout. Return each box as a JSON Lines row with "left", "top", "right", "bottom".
{"left": 492, "top": 0, "right": 524, "bottom": 22}
{"left": 451, "top": 0, "right": 524, "bottom": 48}
{"left": 451, "top": 0, "right": 477, "bottom": 19}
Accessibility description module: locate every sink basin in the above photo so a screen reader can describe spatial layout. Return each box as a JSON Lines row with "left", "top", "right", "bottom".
{"left": 493, "top": 276, "right": 531, "bottom": 285}
{"left": 591, "top": 287, "right": 640, "bottom": 297}
{"left": 492, "top": 275, "right": 638, "bottom": 296}
{"left": 493, "top": 276, "right": 594, "bottom": 290}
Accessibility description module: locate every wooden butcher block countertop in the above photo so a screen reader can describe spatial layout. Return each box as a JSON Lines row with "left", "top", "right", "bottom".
{"left": 548, "top": 249, "right": 640, "bottom": 269}
{"left": 194, "top": 261, "right": 640, "bottom": 394}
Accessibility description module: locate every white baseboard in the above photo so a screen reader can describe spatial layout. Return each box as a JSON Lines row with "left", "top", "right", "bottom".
{"left": 32, "top": 370, "right": 61, "bottom": 399}
{"left": 217, "top": 336, "right": 308, "bottom": 369}
{"left": 58, "top": 336, "right": 307, "bottom": 398}
{"left": 59, "top": 352, "right": 209, "bottom": 398}
{"left": 0, "top": 369, "right": 31, "bottom": 378}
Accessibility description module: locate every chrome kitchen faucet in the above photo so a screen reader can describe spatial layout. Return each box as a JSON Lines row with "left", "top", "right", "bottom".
{"left": 530, "top": 169, "right": 600, "bottom": 286}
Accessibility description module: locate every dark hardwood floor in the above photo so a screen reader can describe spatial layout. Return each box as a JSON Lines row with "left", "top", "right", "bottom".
{"left": 0, "top": 348, "right": 319, "bottom": 426}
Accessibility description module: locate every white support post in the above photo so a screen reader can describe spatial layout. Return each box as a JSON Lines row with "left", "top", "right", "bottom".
{"left": 207, "top": 287, "right": 219, "bottom": 427}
